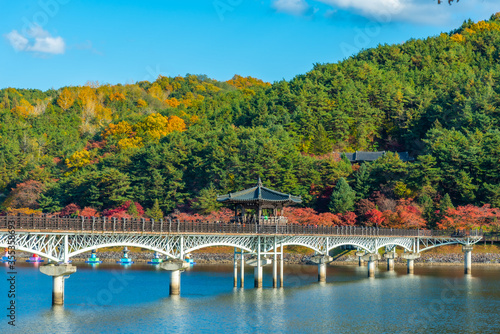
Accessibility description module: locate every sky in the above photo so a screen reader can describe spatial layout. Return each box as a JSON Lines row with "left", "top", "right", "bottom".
{"left": 1, "top": 0, "right": 499, "bottom": 90}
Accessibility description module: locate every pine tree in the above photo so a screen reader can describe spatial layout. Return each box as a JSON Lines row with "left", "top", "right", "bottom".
{"left": 329, "top": 177, "right": 356, "bottom": 214}
{"left": 127, "top": 201, "right": 139, "bottom": 217}
{"left": 353, "top": 163, "right": 370, "bottom": 200}
{"left": 439, "top": 193, "right": 454, "bottom": 215}
{"left": 146, "top": 199, "right": 164, "bottom": 220}
{"left": 192, "top": 184, "right": 222, "bottom": 214}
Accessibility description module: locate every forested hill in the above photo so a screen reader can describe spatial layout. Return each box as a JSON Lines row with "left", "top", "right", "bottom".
{"left": 1, "top": 14, "right": 500, "bottom": 229}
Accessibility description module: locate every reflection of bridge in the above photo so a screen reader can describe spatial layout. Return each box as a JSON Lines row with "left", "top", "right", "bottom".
{"left": 0, "top": 215, "right": 483, "bottom": 305}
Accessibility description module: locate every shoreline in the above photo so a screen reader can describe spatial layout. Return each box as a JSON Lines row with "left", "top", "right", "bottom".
{"left": 16, "top": 250, "right": 500, "bottom": 267}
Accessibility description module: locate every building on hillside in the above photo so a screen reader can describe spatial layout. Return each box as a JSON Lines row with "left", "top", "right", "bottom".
{"left": 341, "top": 151, "right": 414, "bottom": 163}
{"left": 217, "top": 178, "right": 301, "bottom": 225}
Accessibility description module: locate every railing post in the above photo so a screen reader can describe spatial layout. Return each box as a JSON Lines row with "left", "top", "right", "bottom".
{"left": 169, "top": 218, "right": 172, "bottom": 233}
{"left": 113, "top": 217, "right": 116, "bottom": 233}
{"left": 103, "top": 217, "right": 106, "bottom": 232}
{"left": 142, "top": 218, "right": 145, "bottom": 233}
{"left": 160, "top": 219, "right": 163, "bottom": 233}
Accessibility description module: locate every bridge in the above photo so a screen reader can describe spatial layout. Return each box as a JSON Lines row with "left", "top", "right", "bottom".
{"left": 0, "top": 215, "right": 483, "bottom": 306}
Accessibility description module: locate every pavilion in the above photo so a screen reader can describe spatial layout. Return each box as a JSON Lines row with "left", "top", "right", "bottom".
{"left": 216, "top": 178, "right": 302, "bottom": 225}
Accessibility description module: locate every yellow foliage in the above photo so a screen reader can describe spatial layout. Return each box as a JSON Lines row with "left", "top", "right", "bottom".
{"left": 109, "top": 92, "right": 126, "bottom": 101}
{"left": 57, "top": 88, "right": 75, "bottom": 110}
{"left": 104, "top": 121, "right": 134, "bottom": 139}
{"left": 226, "top": 75, "right": 271, "bottom": 89}
{"left": 136, "top": 99, "right": 148, "bottom": 107}
{"left": 148, "top": 83, "right": 165, "bottom": 101}
{"left": 464, "top": 20, "right": 500, "bottom": 35}
{"left": 166, "top": 115, "right": 186, "bottom": 133}
{"left": 195, "top": 85, "right": 206, "bottom": 92}
{"left": 165, "top": 97, "right": 181, "bottom": 108}
{"left": 11, "top": 99, "right": 34, "bottom": 117}
{"left": 136, "top": 113, "right": 186, "bottom": 141}
{"left": 118, "top": 137, "right": 143, "bottom": 149}
{"left": 66, "top": 149, "right": 92, "bottom": 169}
{"left": 5, "top": 207, "right": 43, "bottom": 216}
{"left": 450, "top": 33, "right": 465, "bottom": 43}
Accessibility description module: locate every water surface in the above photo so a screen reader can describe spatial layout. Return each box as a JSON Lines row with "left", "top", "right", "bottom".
{"left": 2, "top": 262, "right": 500, "bottom": 333}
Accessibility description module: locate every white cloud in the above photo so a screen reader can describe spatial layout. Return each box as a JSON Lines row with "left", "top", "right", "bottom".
{"left": 272, "top": 0, "right": 311, "bottom": 16}
{"left": 5, "top": 30, "right": 29, "bottom": 51}
{"left": 4, "top": 26, "right": 65, "bottom": 55}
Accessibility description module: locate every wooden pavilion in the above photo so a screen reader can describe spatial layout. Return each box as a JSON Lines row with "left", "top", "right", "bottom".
{"left": 216, "top": 178, "right": 301, "bottom": 225}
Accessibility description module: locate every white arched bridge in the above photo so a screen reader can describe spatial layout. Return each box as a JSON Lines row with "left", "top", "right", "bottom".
{"left": 0, "top": 215, "right": 483, "bottom": 305}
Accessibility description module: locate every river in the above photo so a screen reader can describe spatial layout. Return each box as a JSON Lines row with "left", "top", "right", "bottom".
{"left": 2, "top": 262, "right": 500, "bottom": 333}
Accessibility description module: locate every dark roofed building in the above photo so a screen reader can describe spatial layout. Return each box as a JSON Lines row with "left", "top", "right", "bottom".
{"left": 341, "top": 151, "right": 413, "bottom": 163}
{"left": 217, "top": 178, "right": 301, "bottom": 225}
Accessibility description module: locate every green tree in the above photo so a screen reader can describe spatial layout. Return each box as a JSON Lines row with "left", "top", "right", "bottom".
{"left": 192, "top": 184, "right": 222, "bottom": 214}
{"left": 127, "top": 202, "right": 139, "bottom": 217}
{"left": 146, "top": 199, "right": 164, "bottom": 220}
{"left": 329, "top": 177, "right": 356, "bottom": 213}
{"left": 353, "top": 163, "right": 370, "bottom": 200}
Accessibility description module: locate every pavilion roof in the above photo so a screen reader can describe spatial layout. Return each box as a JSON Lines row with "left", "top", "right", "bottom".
{"left": 216, "top": 178, "right": 302, "bottom": 205}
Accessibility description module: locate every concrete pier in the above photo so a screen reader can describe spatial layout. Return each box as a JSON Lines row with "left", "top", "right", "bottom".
{"left": 254, "top": 265, "right": 263, "bottom": 288}
{"left": 318, "top": 263, "right": 327, "bottom": 283}
{"left": 240, "top": 252, "right": 245, "bottom": 288}
{"left": 383, "top": 252, "right": 397, "bottom": 271}
{"left": 463, "top": 245, "right": 473, "bottom": 275}
{"left": 362, "top": 254, "right": 380, "bottom": 278}
{"left": 247, "top": 256, "right": 271, "bottom": 288}
{"left": 355, "top": 252, "right": 365, "bottom": 266}
{"left": 273, "top": 252, "right": 278, "bottom": 288}
{"left": 280, "top": 247, "right": 284, "bottom": 288}
{"left": 40, "top": 264, "right": 77, "bottom": 305}
{"left": 402, "top": 253, "right": 420, "bottom": 274}
{"left": 310, "top": 255, "right": 332, "bottom": 282}
{"left": 160, "top": 260, "right": 189, "bottom": 296}
{"left": 233, "top": 248, "right": 238, "bottom": 288}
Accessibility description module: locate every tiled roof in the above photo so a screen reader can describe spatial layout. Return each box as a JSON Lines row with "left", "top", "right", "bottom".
{"left": 342, "top": 151, "right": 413, "bottom": 162}
{"left": 217, "top": 178, "right": 302, "bottom": 204}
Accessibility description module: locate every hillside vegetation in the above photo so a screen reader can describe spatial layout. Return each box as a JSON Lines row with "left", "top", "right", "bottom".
{"left": 1, "top": 14, "right": 500, "bottom": 230}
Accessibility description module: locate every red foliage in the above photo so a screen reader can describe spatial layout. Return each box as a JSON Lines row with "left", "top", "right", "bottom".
{"left": 438, "top": 204, "right": 499, "bottom": 230}
{"left": 338, "top": 212, "right": 357, "bottom": 226}
{"left": 4, "top": 180, "right": 45, "bottom": 209}
{"left": 356, "top": 199, "right": 376, "bottom": 216}
{"left": 379, "top": 199, "right": 426, "bottom": 229}
{"left": 364, "top": 209, "right": 385, "bottom": 227}
{"left": 60, "top": 203, "right": 81, "bottom": 217}
{"left": 102, "top": 201, "right": 144, "bottom": 218}
{"left": 80, "top": 207, "right": 100, "bottom": 217}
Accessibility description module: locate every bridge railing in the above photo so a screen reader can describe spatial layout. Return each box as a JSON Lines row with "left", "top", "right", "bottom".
{"left": 0, "top": 214, "right": 483, "bottom": 238}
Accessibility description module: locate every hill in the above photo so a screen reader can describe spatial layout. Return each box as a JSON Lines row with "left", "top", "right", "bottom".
{"left": 1, "top": 14, "right": 500, "bottom": 229}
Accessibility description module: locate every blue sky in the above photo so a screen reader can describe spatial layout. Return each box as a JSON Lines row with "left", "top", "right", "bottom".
{"left": 1, "top": 0, "right": 499, "bottom": 90}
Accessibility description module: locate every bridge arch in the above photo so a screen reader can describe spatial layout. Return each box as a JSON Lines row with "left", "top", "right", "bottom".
{"left": 185, "top": 243, "right": 253, "bottom": 254}
{"left": 278, "top": 242, "right": 322, "bottom": 254}
{"left": 376, "top": 242, "right": 413, "bottom": 253}
{"left": 0, "top": 243, "right": 60, "bottom": 262}
{"left": 418, "top": 241, "right": 465, "bottom": 253}
{"left": 68, "top": 242, "right": 176, "bottom": 259}
{"left": 327, "top": 242, "right": 371, "bottom": 254}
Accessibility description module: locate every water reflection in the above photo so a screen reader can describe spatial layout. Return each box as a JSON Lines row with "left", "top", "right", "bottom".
{"left": 7, "top": 263, "right": 500, "bottom": 333}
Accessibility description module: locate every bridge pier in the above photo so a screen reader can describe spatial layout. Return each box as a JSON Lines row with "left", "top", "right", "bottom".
{"left": 311, "top": 255, "right": 332, "bottom": 282}
{"left": 402, "top": 253, "right": 420, "bottom": 274}
{"left": 233, "top": 248, "right": 238, "bottom": 288}
{"left": 362, "top": 254, "right": 380, "bottom": 278}
{"left": 240, "top": 250, "right": 245, "bottom": 288}
{"left": 356, "top": 252, "right": 365, "bottom": 266}
{"left": 40, "top": 264, "right": 77, "bottom": 305}
{"left": 160, "top": 260, "right": 189, "bottom": 296}
{"left": 280, "top": 246, "right": 284, "bottom": 288}
{"left": 463, "top": 245, "right": 473, "bottom": 275}
{"left": 384, "top": 252, "right": 397, "bottom": 271}
{"left": 273, "top": 251, "right": 278, "bottom": 288}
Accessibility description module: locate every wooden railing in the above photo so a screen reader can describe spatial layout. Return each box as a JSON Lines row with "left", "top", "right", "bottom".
{"left": 0, "top": 214, "right": 483, "bottom": 238}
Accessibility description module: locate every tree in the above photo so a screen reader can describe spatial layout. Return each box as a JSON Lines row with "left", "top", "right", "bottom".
{"left": 57, "top": 88, "right": 75, "bottom": 110}
{"left": 353, "top": 163, "right": 370, "bottom": 200}
{"left": 329, "top": 178, "right": 356, "bottom": 214}
{"left": 146, "top": 199, "right": 164, "bottom": 220}
{"left": 191, "top": 184, "right": 222, "bottom": 214}
{"left": 127, "top": 201, "right": 139, "bottom": 217}
{"left": 2, "top": 180, "right": 44, "bottom": 210}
